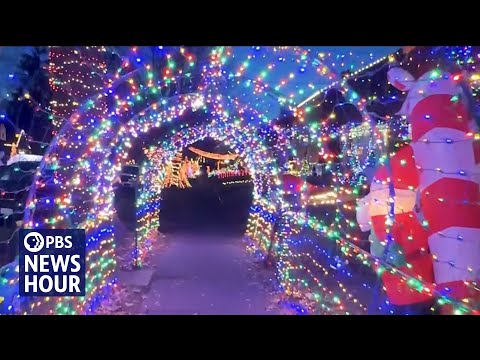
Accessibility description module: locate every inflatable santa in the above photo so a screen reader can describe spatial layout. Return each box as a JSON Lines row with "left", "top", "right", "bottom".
{"left": 357, "top": 144, "right": 435, "bottom": 311}
{"left": 387, "top": 67, "right": 480, "bottom": 313}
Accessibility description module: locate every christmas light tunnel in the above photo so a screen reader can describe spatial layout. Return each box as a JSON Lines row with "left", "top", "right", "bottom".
{"left": 1, "top": 47, "right": 480, "bottom": 315}
{"left": 0, "top": 64, "right": 290, "bottom": 314}
{"left": 135, "top": 119, "right": 288, "bottom": 268}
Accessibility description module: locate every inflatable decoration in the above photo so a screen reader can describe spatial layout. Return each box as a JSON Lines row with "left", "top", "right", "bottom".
{"left": 282, "top": 173, "right": 303, "bottom": 194}
{"left": 357, "top": 145, "right": 434, "bottom": 306}
{"left": 388, "top": 67, "right": 480, "bottom": 307}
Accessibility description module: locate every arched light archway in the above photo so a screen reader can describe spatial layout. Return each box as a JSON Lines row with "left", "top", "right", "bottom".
{"left": 0, "top": 62, "right": 291, "bottom": 314}
{"left": 133, "top": 118, "right": 288, "bottom": 267}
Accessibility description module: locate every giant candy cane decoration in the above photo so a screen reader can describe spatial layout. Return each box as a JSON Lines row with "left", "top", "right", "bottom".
{"left": 388, "top": 67, "right": 480, "bottom": 304}
{"left": 357, "top": 145, "right": 434, "bottom": 306}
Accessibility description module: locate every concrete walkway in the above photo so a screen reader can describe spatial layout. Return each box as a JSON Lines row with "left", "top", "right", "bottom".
{"left": 141, "top": 232, "right": 280, "bottom": 315}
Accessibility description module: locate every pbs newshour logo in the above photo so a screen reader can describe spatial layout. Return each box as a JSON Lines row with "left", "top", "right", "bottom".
{"left": 19, "top": 229, "right": 86, "bottom": 297}
{"left": 24, "top": 232, "right": 45, "bottom": 252}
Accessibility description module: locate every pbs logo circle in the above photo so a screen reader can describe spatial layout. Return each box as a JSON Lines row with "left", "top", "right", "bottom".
{"left": 23, "top": 232, "right": 45, "bottom": 253}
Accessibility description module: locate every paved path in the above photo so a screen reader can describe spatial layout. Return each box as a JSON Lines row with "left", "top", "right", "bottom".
{"left": 141, "top": 232, "right": 280, "bottom": 315}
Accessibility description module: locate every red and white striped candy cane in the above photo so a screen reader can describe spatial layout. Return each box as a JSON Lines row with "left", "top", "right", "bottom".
{"left": 388, "top": 67, "right": 480, "bottom": 305}
{"left": 357, "top": 144, "right": 434, "bottom": 306}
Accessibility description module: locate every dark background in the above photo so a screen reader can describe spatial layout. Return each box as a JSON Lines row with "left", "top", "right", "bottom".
{"left": 159, "top": 179, "right": 253, "bottom": 235}
{"left": 116, "top": 138, "right": 254, "bottom": 236}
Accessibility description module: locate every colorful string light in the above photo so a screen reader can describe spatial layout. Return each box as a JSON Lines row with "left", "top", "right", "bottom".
{"left": 2, "top": 46, "right": 480, "bottom": 316}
